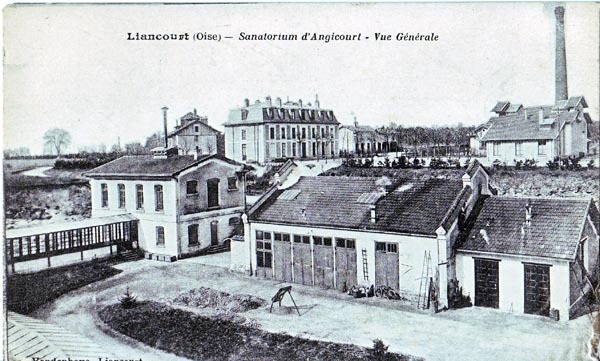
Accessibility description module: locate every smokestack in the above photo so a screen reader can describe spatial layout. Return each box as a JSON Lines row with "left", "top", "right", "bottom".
{"left": 370, "top": 205, "right": 376, "bottom": 223}
{"left": 554, "top": 6, "right": 568, "bottom": 103}
{"left": 162, "top": 106, "right": 169, "bottom": 148}
{"left": 244, "top": 98, "right": 250, "bottom": 107}
{"left": 315, "top": 94, "right": 320, "bottom": 108}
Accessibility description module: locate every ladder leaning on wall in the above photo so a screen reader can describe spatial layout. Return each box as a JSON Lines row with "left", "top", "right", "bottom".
{"left": 417, "top": 250, "right": 432, "bottom": 309}
{"left": 361, "top": 248, "right": 369, "bottom": 281}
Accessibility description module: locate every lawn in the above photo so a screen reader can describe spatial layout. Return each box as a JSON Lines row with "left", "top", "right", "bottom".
{"left": 99, "top": 301, "right": 420, "bottom": 361}
{"left": 8, "top": 259, "right": 122, "bottom": 314}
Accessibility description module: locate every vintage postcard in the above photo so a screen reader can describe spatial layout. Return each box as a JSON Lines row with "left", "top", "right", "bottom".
{"left": 2, "top": 2, "right": 599, "bottom": 361}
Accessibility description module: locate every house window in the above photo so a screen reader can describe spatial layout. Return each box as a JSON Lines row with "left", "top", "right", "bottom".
{"left": 242, "top": 144, "right": 247, "bottom": 161}
{"left": 281, "top": 143, "right": 286, "bottom": 157}
{"left": 273, "top": 233, "right": 290, "bottom": 242}
{"left": 281, "top": 128, "right": 286, "bottom": 139}
{"left": 321, "top": 128, "right": 325, "bottom": 137}
{"left": 194, "top": 135, "right": 199, "bottom": 142}
{"left": 156, "top": 226, "right": 165, "bottom": 246}
{"left": 312, "top": 128, "right": 316, "bottom": 138}
{"left": 241, "top": 129, "right": 247, "bottom": 140}
{"left": 136, "top": 184, "right": 144, "bottom": 209}
{"left": 194, "top": 125, "right": 199, "bottom": 133}
{"left": 188, "top": 224, "right": 199, "bottom": 245}
{"left": 515, "top": 142, "right": 523, "bottom": 156}
{"left": 493, "top": 142, "right": 500, "bottom": 156}
{"left": 256, "top": 230, "right": 272, "bottom": 268}
{"left": 154, "top": 185, "right": 164, "bottom": 211}
{"left": 302, "top": 128, "right": 306, "bottom": 139}
{"left": 270, "top": 127, "right": 275, "bottom": 140}
{"left": 207, "top": 178, "right": 220, "bottom": 208}
{"left": 538, "top": 140, "right": 546, "bottom": 155}
{"left": 101, "top": 183, "right": 108, "bottom": 208}
{"left": 186, "top": 180, "right": 198, "bottom": 195}
{"left": 227, "top": 176, "right": 238, "bottom": 190}
{"left": 292, "top": 143, "right": 297, "bottom": 157}
{"left": 292, "top": 128, "right": 296, "bottom": 139}
{"left": 118, "top": 184, "right": 126, "bottom": 208}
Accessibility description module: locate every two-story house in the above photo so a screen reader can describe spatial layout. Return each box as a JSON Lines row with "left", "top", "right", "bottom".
{"left": 86, "top": 148, "right": 244, "bottom": 260}
{"left": 224, "top": 95, "right": 340, "bottom": 164}
{"left": 167, "top": 108, "right": 225, "bottom": 157}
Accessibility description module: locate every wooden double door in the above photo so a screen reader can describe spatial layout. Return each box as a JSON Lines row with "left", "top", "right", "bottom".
{"left": 474, "top": 258, "right": 499, "bottom": 308}
{"left": 524, "top": 263, "right": 550, "bottom": 316}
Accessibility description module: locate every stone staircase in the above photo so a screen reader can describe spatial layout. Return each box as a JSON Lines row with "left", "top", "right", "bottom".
{"left": 117, "top": 249, "right": 144, "bottom": 262}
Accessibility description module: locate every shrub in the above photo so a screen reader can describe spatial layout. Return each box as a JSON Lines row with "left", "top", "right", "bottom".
{"left": 119, "top": 286, "right": 138, "bottom": 309}
{"left": 372, "top": 339, "right": 390, "bottom": 360}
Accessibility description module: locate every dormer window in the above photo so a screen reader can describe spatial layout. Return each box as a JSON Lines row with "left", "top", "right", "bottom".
{"left": 194, "top": 125, "right": 199, "bottom": 133}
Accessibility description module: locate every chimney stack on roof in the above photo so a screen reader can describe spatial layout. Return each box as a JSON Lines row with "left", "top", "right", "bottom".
{"left": 276, "top": 97, "right": 282, "bottom": 107}
{"left": 244, "top": 98, "right": 250, "bottom": 107}
{"left": 298, "top": 99, "right": 303, "bottom": 108}
{"left": 265, "top": 96, "right": 272, "bottom": 107}
{"left": 554, "top": 6, "right": 568, "bottom": 103}
{"left": 370, "top": 205, "right": 376, "bottom": 223}
{"left": 315, "top": 94, "right": 320, "bottom": 108}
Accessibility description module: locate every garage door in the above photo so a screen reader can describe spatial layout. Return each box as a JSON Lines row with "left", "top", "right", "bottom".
{"left": 314, "top": 236, "right": 335, "bottom": 289}
{"left": 293, "top": 235, "right": 313, "bottom": 285}
{"left": 375, "top": 242, "right": 399, "bottom": 290}
{"left": 474, "top": 258, "right": 499, "bottom": 308}
{"left": 273, "top": 233, "right": 292, "bottom": 282}
{"left": 335, "top": 238, "right": 357, "bottom": 291}
{"left": 524, "top": 263, "right": 550, "bottom": 316}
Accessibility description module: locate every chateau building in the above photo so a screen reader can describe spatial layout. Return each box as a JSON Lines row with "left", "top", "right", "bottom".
{"left": 224, "top": 96, "right": 340, "bottom": 163}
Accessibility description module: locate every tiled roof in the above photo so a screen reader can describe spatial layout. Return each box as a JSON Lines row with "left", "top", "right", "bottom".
{"left": 459, "top": 197, "right": 597, "bottom": 260}
{"left": 370, "top": 179, "right": 464, "bottom": 235}
{"left": 491, "top": 101, "right": 510, "bottom": 113}
{"left": 566, "top": 96, "right": 587, "bottom": 109}
{"left": 168, "top": 119, "right": 220, "bottom": 137}
{"left": 85, "top": 154, "right": 238, "bottom": 178}
{"left": 588, "top": 121, "right": 600, "bottom": 141}
{"left": 481, "top": 110, "right": 579, "bottom": 142}
{"left": 251, "top": 177, "right": 384, "bottom": 229}
{"left": 251, "top": 176, "right": 465, "bottom": 236}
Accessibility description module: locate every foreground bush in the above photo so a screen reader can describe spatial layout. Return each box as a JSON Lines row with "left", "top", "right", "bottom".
{"left": 99, "top": 301, "right": 419, "bottom": 361}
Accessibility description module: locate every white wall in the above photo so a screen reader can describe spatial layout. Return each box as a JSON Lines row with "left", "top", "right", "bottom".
{"left": 90, "top": 178, "right": 179, "bottom": 256}
{"left": 486, "top": 140, "right": 555, "bottom": 165}
{"left": 236, "top": 221, "right": 445, "bottom": 304}
{"left": 456, "top": 251, "right": 571, "bottom": 320}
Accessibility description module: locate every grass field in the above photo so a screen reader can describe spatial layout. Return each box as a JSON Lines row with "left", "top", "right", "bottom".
{"left": 99, "top": 301, "right": 419, "bottom": 361}
{"left": 8, "top": 259, "right": 122, "bottom": 314}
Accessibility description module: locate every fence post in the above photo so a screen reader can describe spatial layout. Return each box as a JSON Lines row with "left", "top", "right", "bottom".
{"left": 45, "top": 234, "right": 51, "bottom": 268}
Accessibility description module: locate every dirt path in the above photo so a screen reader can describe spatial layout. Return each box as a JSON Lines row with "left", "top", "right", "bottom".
{"left": 33, "top": 257, "right": 592, "bottom": 361}
{"left": 21, "top": 166, "right": 52, "bottom": 177}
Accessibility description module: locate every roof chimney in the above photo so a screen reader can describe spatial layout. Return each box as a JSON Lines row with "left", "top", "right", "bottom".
{"left": 276, "top": 97, "right": 282, "bottom": 107}
{"left": 244, "top": 98, "right": 250, "bottom": 107}
{"left": 525, "top": 202, "right": 532, "bottom": 225}
{"left": 370, "top": 205, "right": 376, "bottom": 223}
{"left": 315, "top": 94, "right": 320, "bottom": 108}
{"left": 298, "top": 99, "right": 303, "bottom": 108}
{"left": 479, "top": 229, "right": 490, "bottom": 245}
{"left": 555, "top": 6, "right": 568, "bottom": 103}
{"left": 162, "top": 106, "right": 169, "bottom": 148}
{"left": 265, "top": 96, "right": 272, "bottom": 107}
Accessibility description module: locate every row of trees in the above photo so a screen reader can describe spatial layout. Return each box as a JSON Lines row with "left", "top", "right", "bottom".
{"left": 351, "top": 123, "right": 476, "bottom": 158}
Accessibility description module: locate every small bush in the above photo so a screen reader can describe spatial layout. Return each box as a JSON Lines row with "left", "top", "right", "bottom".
{"left": 372, "top": 339, "right": 390, "bottom": 360}
{"left": 119, "top": 286, "right": 138, "bottom": 309}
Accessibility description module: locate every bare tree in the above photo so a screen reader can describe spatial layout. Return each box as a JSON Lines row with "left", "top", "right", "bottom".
{"left": 43, "top": 128, "right": 71, "bottom": 158}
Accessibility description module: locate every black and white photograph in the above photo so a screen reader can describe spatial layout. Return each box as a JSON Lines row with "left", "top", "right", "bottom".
{"left": 2, "top": 2, "right": 600, "bottom": 360}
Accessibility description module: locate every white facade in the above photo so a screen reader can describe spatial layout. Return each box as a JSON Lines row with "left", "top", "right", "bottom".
{"left": 234, "top": 220, "right": 450, "bottom": 307}
{"left": 456, "top": 251, "right": 571, "bottom": 321}
{"left": 486, "top": 139, "right": 555, "bottom": 165}
{"left": 88, "top": 156, "right": 245, "bottom": 259}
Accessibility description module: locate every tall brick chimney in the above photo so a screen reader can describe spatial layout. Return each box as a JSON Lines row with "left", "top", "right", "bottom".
{"left": 162, "top": 106, "right": 169, "bottom": 148}
{"left": 554, "top": 6, "right": 568, "bottom": 103}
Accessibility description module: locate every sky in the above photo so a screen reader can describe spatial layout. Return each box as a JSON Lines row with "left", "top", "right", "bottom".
{"left": 3, "top": 2, "right": 599, "bottom": 155}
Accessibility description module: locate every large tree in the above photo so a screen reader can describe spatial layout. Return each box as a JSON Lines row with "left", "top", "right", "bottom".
{"left": 43, "top": 128, "right": 71, "bottom": 158}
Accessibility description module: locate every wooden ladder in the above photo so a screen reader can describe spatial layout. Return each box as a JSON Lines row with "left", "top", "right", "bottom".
{"left": 362, "top": 248, "right": 369, "bottom": 281}
{"left": 417, "top": 250, "right": 432, "bottom": 309}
